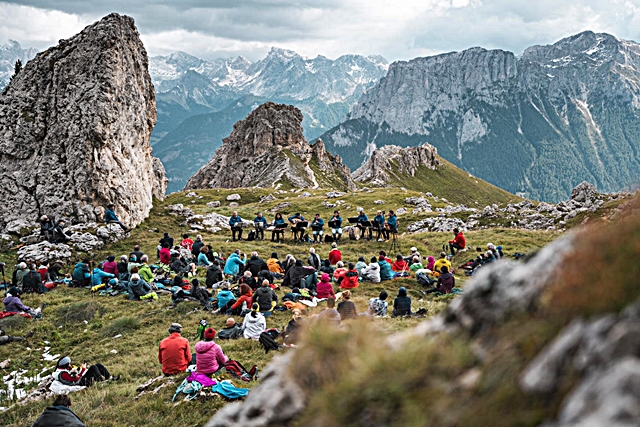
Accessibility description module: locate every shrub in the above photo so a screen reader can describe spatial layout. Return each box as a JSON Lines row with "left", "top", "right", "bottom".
{"left": 56, "top": 302, "right": 101, "bottom": 324}
{"left": 101, "top": 316, "right": 140, "bottom": 337}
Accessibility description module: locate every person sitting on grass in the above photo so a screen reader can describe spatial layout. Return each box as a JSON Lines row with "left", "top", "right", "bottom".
{"left": 72, "top": 259, "right": 91, "bottom": 287}
{"left": 253, "top": 279, "right": 278, "bottom": 317}
{"left": 449, "top": 228, "right": 466, "bottom": 256}
{"left": 127, "top": 273, "right": 155, "bottom": 301}
{"left": 103, "top": 255, "right": 118, "bottom": 276}
{"left": 267, "top": 252, "right": 285, "bottom": 278}
{"left": 215, "top": 283, "right": 252, "bottom": 315}
{"left": 138, "top": 255, "right": 155, "bottom": 283}
{"left": 3, "top": 287, "right": 43, "bottom": 318}
{"left": 337, "top": 290, "right": 358, "bottom": 320}
{"left": 339, "top": 263, "right": 360, "bottom": 289}
{"left": 195, "top": 327, "right": 228, "bottom": 377}
{"left": 283, "top": 308, "right": 303, "bottom": 346}
{"left": 368, "top": 290, "right": 389, "bottom": 317}
{"left": 239, "top": 270, "right": 258, "bottom": 290}
{"left": 436, "top": 266, "right": 455, "bottom": 294}
{"left": 392, "top": 287, "right": 412, "bottom": 317}
{"left": 223, "top": 249, "right": 246, "bottom": 278}
{"left": 361, "top": 257, "right": 381, "bottom": 283}
{"left": 316, "top": 297, "right": 341, "bottom": 326}
{"left": 197, "top": 246, "right": 212, "bottom": 267}
{"left": 180, "top": 233, "right": 193, "bottom": 252}
{"left": 54, "top": 356, "right": 118, "bottom": 386}
{"left": 333, "top": 261, "right": 347, "bottom": 285}
{"left": 433, "top": 252, "right": 452, "bottom": 274}
{"left": 215, "top": 282, "right": 235, "bottom": 311}
{"left": 242, "top": 303, "right": 266, "bottom": 340}
{"left": 190, "top": 279, "right": 211, "bottom": 305}
{"left": 32, "top": 394, "right": 86, "bottom": 427}
{"left": 316, "top": 273, "right": 335, "bottom": 300}
{"left": 320, "top": 259, "right": 335, "bottom": 276}
{"left": 355, "top": 256, "right": 367, "bottom": 276}
{"left": 392, "top": 254, "right": 409, "bottom": 272}
{"left": 378, "top": 255, "right": 393, "bottom": 281}
{"left": 328, "top": 242, "right": 342, "bottom": 265}
{"left": 217, "top": 317, "right": 244, "bottom": 340}
{"left": 158, "top": 323, "right": 191, "bottom": 376}
{"left": 91, "top": 262, "right": 115, "bottom": 287}
{"left": 409, "top": 256, "right": 423, "bottom": 273}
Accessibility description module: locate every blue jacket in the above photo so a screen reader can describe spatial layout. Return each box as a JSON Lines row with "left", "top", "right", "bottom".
{"left": 217, "top": 290, "right": 236, "bottom": 309}
{"left": 387, "top": 215, "right": 398, "bottom": 230}
{"left": 254, "top": 216, "right": 268, "bottom": 226}
{"left": 311, "top": 218, "right": 324, "bottom": 230}
{"left": 273, "top": 217, "right": 285, "bottom": 226}
{"left": 357, "top": 213, "right": 369, "bottom": 223}
{"left": 197, "top": 253, "right": 211, "bottom": 266}
{"left": 374, "top": 214, "right": 385, "bottom": 228}
{"left": 329, "top": 216, "right": 342, "bottom": 228}
{"left": 288, "top": 215, "right": 304, "bottom": 223}
{"left": 105, "top": 209, "right": 119, "bottom": 223}
{"left": 378, "top": 260, "right": 393, "bottom": 281}
{"left": 224, "top": 253, "right": 246, "bottom": 275}
{"left": 72, "top": 262, "right": 89, "bottom": 282}
{"left": 229, "top": 215, "right": 243, "bottom": 227}
{"left": 91, "top": 268, "right": 115, "bottom": 286}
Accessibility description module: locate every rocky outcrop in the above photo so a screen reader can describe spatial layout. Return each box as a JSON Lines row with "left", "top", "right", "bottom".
{"left": 184, "top": 102, "right": 355, "bottom": 191}
{"left": 352, "top": 143, "right": 440, "bottom": 185}
{"left": 0, "top": 13, "right": 167, "bottom": 230}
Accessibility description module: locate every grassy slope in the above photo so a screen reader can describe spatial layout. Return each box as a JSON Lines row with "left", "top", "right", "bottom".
{"left": 289, "top": 196, "right": 640, "bottom": 427}
{"left": 381, "top": 155, "right": 523, "bottom": 206}
{"left": 0, "top": 186, "right": 564, "bottom": 426}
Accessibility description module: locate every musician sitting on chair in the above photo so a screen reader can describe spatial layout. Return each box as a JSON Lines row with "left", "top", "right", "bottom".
{"left": 288, "top": 213, "right": 306, "bottom": 242}
{"left": 387, "top": 210, "right": 398, "bottom": 235}
{"left": 356, "top": 210, "right": 372, "bottom": 240}
{"left": 229, "top": 211, "right": 243, "bottom": 241}
{"left": 253, "top": 212, "right": 268, "bottom": 241}
{"left": 373, "top": 210, "right": 388, "bottom": 242}
{"left": 271, "top": 213, "right": 286, "bottom": 242}
{"left": 311, "top": 214, "right": 325, "bottom": 244}
{"left": 330, "top": 211, "right": 343, "bottom": 242}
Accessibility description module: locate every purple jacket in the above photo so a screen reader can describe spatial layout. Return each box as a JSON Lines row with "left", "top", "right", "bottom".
{"left": 3, "top": 295, "right": 31, "bottom": 313}
{"left": 195, "top": 341, "right": 228, "bottom": 375}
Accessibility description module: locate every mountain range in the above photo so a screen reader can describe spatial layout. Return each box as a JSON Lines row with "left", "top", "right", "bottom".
{"left": 320, "top": 31, "right": 640, "bottom": 202}
{"left": 0, "top": 40, "right": 37, "bottom": 87}
{"left": 148, "top": 48, "right": 388, "bottom": 192}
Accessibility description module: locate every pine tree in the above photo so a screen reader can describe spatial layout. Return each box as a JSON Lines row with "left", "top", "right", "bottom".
{"left": 10, "top": 59, "right": 22, "bottom": 83}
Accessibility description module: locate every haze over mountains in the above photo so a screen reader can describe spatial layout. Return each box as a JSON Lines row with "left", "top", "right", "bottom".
{"left": 0, "top": 40, "right": 37, "bottom": 87}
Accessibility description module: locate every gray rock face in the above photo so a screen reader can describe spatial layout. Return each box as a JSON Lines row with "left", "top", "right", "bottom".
{"left": 0, "top": 13, "right": 167, "bottom": 230}
{"left": 322, "top": 31, "right": 640, "bottom": 202}
{"left": 353, "top": 143, "right": 440, "bottom": 185}
{"left": 184, "top": 102, "right": 355, "bottom": 191}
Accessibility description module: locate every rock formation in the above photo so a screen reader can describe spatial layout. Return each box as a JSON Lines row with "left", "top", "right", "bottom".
{"left": 0, "top": 13, "right": 167, "bottom": 231}
{"left": 352, "top": 142, "right": 440, "bottom": 185}
{"left": 184, "top": 102, "right": 355, "bottom": 191}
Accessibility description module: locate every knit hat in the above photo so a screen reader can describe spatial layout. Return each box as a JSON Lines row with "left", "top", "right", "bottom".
{"left": 225, "top": 318, "right": 235, "bottom": 327}
{"left": 57, "top": 356, "right": 71, "bottom": 367}
{"left": 8, "top": 286, "right": 20, "bottom": 296}
{"left": 321, "top": 273, "right": 330, "bottom": 282}
{"left": 204, "top": 327, "right": 216, "bottom": 340}
{"left": 169, "top": 323, "right": 182, "bottom": 333}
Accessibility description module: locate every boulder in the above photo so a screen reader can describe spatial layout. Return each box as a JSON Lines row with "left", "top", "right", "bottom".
{"left": 571, "top": 181, "right": 597, "bottom": 203}
{"left": 226, "top": 194, "right": 241, "bottom": 201}
{"left": 0, "top": 14, "right": 166, "bottom": 230}
{"left": 207, "top": 201, "right": 221, "bottom": 208}
{"left": 17, "top": 241, "right": 73, "bottom": 264}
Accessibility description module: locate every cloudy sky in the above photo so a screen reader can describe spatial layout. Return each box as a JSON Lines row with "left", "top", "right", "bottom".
{"left": 1, "top": 0, "right": 639, "bottom": 61}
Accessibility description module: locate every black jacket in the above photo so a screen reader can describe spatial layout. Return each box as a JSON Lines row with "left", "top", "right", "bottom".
{"left": 246, "top": 256, "right": 268, "bottom": 277}
{"left": 253, "top": 286, "right": 278, "bottom": 312}
{"left": 393, "top": 296, "right": 412, "bottom": 316}
{"left": 32, "top": 406, "right": 86, "bottom": 427}
{"left": 282, "top": 265, "right": 313, "bottom": 289}
{"left": 159, "top": 236, "right": 174, "bottom": 248}
{"left": 205, "top": 264, "right": 223, "bottom": 288}
{"left": 191, "top": 241, "right": 204, "bottom": 257}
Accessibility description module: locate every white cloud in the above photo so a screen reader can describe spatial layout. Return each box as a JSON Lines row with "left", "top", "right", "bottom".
{"left": 0, "top": 0, "right": 639, "bottom": 62}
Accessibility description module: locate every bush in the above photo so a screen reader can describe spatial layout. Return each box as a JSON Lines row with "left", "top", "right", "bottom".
{"left": 101, "top": 316, "right": 140, "bottom": 337}
{"left": 0, "top": 315, "right": 27, "bottom": 330}
{"left": 56, "top": 302, "right": 101, "bottom": 324}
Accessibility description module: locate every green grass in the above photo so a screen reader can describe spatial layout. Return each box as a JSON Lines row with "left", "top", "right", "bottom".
{"left": 0, "top": 185, "right": 585, "bottom": 426}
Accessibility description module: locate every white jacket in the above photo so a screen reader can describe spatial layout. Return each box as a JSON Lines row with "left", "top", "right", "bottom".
{"left": 362, "top": 262, "right": 381, "bottom": 283}
{"left": 242, "top": 312, "right": 266, "bottom": 340}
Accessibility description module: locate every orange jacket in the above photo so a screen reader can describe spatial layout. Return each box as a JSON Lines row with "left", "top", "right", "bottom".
{"left": 158, "top": 333, "right": 191, "bottom": 375}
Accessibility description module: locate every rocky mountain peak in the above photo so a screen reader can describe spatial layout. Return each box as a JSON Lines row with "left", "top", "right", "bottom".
{"left": 352, "top": 143, "right": 440, "bottom": 185}
{"left": 184, "top": 102, "right": 355, "bottom": 191}
{"left": 0, "top": 13, "right": 166, "bottom": 230}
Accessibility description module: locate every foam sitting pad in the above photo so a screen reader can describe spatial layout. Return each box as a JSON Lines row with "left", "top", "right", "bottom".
{"left": 140, "top": 292, "right": 158, "bottom": 300}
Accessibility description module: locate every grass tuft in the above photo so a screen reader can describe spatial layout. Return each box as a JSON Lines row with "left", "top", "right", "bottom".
{"left": 56, "top": 301, "right": 102, "bottom": 325}
{"left": 100, "top": 316, "right": 140, "bottom": 338}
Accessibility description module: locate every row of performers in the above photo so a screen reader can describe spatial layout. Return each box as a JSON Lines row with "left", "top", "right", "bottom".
{"left": 228, "top": 210, "right": 399, "bottom": 242}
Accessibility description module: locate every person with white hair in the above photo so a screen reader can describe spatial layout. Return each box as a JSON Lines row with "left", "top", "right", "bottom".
{"left": 13, "top": 262, "right": 29, "bottom": 288}
{"left": 138, "top": 255, "right": 155, "bottom": 283}
{"left": 39, "top": 215, "right": 55, "bottom": 241}
{"left": 308, "top": 247, "right": 321, "bottom": 270}
{"left": 246, "top": 251, "right": 268, "bottom": 277}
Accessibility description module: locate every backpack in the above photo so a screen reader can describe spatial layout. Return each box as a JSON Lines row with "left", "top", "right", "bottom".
{"left": 416, "top": 272, "right": 434, "bottom": 287}
{"left": 224, "top": 360, "right": 258, "bottom": 382}
{"left": 195, "top": 319, "right": 209, "bottom": 340}
{"left": 324, "top": 235, "right": 334, "bottom": 243}
{"left": 258, "top": 329, "right": 280, "bottom": 354}
{"left": 348, "top": 228, "right": 358, "bottom": 241}
{"left": 302, "top": 234, "right": 310, "bottom": 243}
{"left": 217, "top": 325, "right": 243, "bottom": 340}
{"left": 246, "top": 230, "right": 256, "bottom": 241}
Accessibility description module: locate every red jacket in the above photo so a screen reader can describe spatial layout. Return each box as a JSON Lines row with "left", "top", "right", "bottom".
{"left": 54, "top": 366, "right": 87, "bottom": 385}
{"left": 328, "top": 249, "right": 342, "bottom": 265}
{"left": 339, "top": 270, "right": 359, "bottom": 289}
{"left": 158, "top": 333, "right": 191, "bottom": 375}
{"left": 449, "top": 232, "right": 466, "bottom": 249}
{"left": 392, "top": 260, "right": 409, "bottom": 272}
{"left": 231, "top": 292, "right": 253, "bottom": 311}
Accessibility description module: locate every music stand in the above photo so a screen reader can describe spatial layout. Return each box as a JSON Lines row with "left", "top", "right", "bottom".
{"left": 359, "top": 220, "right": 372, "bottom": 240}
{"left": 347, "top": 217, "right": 359, "bottom": 224}
{"left": 328, "top": 220, "right": 340, "bottom": 228}
{"left": 273, "top": 223, "right": 287, "bottom": 243}
{"left": 389, "top": 229, "right": 400, "bottom": 253}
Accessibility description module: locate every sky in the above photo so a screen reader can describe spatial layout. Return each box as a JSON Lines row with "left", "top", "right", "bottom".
{"left": 1, "top": 0, "right": 639, "bottom": 62}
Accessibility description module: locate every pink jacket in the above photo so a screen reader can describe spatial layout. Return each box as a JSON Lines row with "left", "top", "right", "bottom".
{"left": 195, "top": 341, "right": 228, "bottom": 375}
{"left": 316, "top": 273, "right": 335, "bottom": 299}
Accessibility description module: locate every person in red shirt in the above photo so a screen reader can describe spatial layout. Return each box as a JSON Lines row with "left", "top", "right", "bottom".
{"left": 180, "top": 233, "right": 194, "bottom": 252}
{"left": 449, "top": 228, "right": 466, "bottom": 256}
{"left": 54, "top": 356, "right": 118, "bottom": 386}
{"left": 158, "top": 323, "right": 192, "bottom": 375}
{"left": 392, "top": 254, "right": 409, "bottom": 272}
{"left": 159, "top": 243, "right": 171, "bottom": 264}
{"left": 328, "top": 243, "right": 342, "bottom": 265}
{"left": 378, "top": 250, "right": 392, "bottom": 264}
{"left": 215, "top": 284, "right": 253, "bottom": 315}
